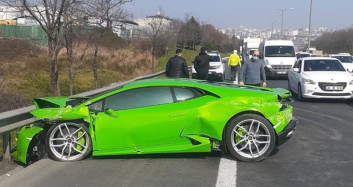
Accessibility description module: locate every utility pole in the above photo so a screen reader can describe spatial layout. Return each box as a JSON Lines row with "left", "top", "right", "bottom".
{"left": 268, "top": 21, "right": 279, "bottom": 38}
{"left": 307, "top": 0, "right": 313, "bottom": 52}
{"left": 275, "top": 8, "right": 293, "bottom": 37}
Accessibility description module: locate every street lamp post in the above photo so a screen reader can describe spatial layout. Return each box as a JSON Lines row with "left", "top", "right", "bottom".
{"left": 307, "top": 0, "right": 313, "bottom": 52}
{"left": 268, "top": 21, "right": 279, "bottom": 37}
{"left": 275, "top": 8, "right": 293, "bottom": 37}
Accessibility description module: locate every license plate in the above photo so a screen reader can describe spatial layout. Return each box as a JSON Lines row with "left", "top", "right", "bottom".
{"left": 277, "top": 71, "right": 287, "bottom": 74}
{"left": 326, "top": 86, "right": 343, "bottom": 90}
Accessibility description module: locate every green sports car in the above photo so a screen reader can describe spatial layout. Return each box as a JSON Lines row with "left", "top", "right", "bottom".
{"left": 12, "top": 79, "right": 297, "bottom": 164}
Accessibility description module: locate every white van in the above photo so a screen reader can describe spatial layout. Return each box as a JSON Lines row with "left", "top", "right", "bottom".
{"left": 259, "top": 40, "right": 296, "bottom": 78}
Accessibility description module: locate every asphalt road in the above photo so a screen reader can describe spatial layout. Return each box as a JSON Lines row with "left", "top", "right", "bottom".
{"left": 1, "top": 79, "right": 353, "bottom": 187}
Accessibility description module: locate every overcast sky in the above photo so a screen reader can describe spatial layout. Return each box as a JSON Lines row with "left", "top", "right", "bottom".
{"left": 125, "top": 0, "right": 353, "bottom": 29}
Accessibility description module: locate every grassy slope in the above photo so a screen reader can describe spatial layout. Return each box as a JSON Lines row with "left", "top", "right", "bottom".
{"left": 156, "top": 47, "right": 230, "bottom": 72}
{"left": 156, "top": 47, "right": 201, "bottom": 72}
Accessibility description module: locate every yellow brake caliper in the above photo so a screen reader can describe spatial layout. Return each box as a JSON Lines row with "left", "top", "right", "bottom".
{"left": 235, "top": 127, "right": 245, "bottom": 143}
{"left": 77, "top": 131, "right": 85, "bottom": 151}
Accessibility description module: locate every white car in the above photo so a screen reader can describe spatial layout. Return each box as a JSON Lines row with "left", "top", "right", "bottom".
{"left": 192, "top": 51, "right": 224, "bottom": 81}
{"left": 329, "top": 54, "right": 353, "bottom": 72}
{"left": 288, "top": 57, "right": 353, "bottom": 100}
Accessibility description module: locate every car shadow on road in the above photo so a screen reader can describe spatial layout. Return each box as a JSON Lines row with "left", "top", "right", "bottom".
{"left": 92, "top": 152, "right": 223, "bottom": 160}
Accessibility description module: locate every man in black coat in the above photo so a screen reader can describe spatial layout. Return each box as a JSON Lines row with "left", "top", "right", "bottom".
{"left": 166, "top": 49, "right": 189, "bottom": 78}
{"left": 194, "top": 47, "right": 212, "bottom": 80}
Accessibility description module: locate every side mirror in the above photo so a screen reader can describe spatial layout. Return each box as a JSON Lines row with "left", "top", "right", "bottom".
{"left": 104, "top": 108, "right": 118, "bottom": 118}
{"left": 259, "top": 55, "right": 264, "bottom": 59}
{"left": 292, "top": 68, "right": 299, "bottom": 72}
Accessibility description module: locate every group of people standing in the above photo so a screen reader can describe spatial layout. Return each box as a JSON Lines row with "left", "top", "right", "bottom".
{"left": 165, "top": 48, "right": 266, "bottom": 87}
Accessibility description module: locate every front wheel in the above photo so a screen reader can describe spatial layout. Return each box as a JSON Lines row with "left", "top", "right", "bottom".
{"left": 46, "top": 122, "right": 92, "bottom": 161}
{"left": 297, "top": 84, "right": 304, "bottom": 101}
{"left": 225, "top": 114, "right": 276, "bottom": 162}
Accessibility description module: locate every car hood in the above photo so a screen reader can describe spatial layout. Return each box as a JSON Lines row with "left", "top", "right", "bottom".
{"left": 219, "top": 83, "right": 291, "bottom": 99}
{"left": 31, "top": 97, "right": 91, "bottom": 121}
{"left": 33, "top": 97, "right": 69, "bottom": 109}
{"left": 210, "top": 62, "right": 222, "bottom": 66}
{"left": 302, "top": 71, "right": 352, "bottom": 82}
{"left": 341, "top": 63, "right": 353, "bottom": 72}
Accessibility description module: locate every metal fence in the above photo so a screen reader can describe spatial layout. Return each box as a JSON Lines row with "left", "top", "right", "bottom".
{"left": 0, "top": 25, "right": 48, "bottom": 45}
{"left": 0, "top": 70, "right": 166, "bottom": 164}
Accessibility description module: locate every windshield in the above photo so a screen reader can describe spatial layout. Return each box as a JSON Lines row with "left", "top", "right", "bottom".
{"left": 265, "top": 46, "right": 295, "bottom": 57}
{"left": 209, "top": 55, "right": 221, "bottom": 62}
{"left": 304, "top": 60, "right": 346, "bottom": 71}
{"left": 332, "top": 56, "right": 353, "bottom": 63}
{"left": 297, "top": 53, "right": 310, "bottom": 59}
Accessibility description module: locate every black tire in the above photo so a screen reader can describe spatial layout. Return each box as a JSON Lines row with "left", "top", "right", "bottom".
{"left": 225, "top": 114, "right": 276, "bottom": 162}
{"left": 219, "top": 75, "right": 224, "bottom": 82}
{"left": 287, "top": 80, "right": 291, "bottom": 91}
{"left": 297, "top": 84, "right": 304, "bottom": 101}
{"left": 46, "top": 122, "right": 92, "bottom": 161}
{"left": 26, "top": 133, "right": 46, "bottom": 165}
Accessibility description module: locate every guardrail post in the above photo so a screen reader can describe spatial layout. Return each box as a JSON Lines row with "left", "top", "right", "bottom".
{"left": 2, "top": 132, "right": 11, "bottom": 163}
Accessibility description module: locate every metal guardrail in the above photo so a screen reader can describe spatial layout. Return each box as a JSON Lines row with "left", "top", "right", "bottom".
{"left": 0, "top": 70, "right": 166, "bottom": 163}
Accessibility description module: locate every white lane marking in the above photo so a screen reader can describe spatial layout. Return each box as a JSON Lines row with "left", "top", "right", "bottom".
{"left": 216, "top": 157, "right": 237, "bottom": 187}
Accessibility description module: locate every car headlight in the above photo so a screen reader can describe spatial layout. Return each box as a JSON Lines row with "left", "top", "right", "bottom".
{"left": 349, "top": 80, "right": 353, "bottom": 85}
{"left": 302, "top": 78, "right": 315, "bottom": 84}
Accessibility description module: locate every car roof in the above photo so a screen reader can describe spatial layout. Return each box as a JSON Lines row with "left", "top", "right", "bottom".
{"left": 330, "top": 54, "right": 351, "bottom": 57}
{"left": 122, "top": 78, "right": 275, "bottom": 94}
{"left": 300, "top": 57, "right": 339, "bottom": 61}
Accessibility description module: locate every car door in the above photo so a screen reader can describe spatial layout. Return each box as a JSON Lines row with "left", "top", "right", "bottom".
{"left": 92, "top": 86, "right": 188, "bottom": 151}
{"left": 291, "top": 60, "right": 302, "bottom": 93}
{"left": 289, "top": 60, "right": 298, "bottom": 91}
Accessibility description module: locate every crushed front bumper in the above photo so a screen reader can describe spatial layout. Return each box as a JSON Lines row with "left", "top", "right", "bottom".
{"left": 277, "top": 118, "right": 298, "bottom": 145}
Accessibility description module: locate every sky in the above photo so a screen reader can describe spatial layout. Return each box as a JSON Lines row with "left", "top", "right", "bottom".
{"left": 125, "top": 0, "right": 353, "bottom": 30}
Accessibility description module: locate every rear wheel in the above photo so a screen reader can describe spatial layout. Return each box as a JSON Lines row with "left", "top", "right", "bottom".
{"left": 225, "top": 114, "right": 276, "bottom": 162}
{"left": 46, "top": 122, "right": 92, "bottom": 161}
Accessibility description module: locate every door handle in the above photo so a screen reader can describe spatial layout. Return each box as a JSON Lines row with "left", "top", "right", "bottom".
{"left": 169, "top": 112, "right": 186, "bottom": 117}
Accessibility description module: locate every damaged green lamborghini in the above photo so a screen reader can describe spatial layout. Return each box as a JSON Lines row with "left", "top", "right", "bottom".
{"left": 12, "top": 79, "right": 297, "bottom": 164}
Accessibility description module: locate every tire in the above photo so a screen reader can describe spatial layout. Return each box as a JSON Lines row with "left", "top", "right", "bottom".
{"left": 297, "top": 84, "right": 304, "bottom": 101}
{"left": 219, "top": 75, "right": 224, "bottom": 82}
{"left": 287, "top": 80, "right": 291, "bottom": 91}
{"left": 26, "top": 133, "right": 46, "bottom": 164}
{"left": 46, "top": 122, "right": 92, "bottom": 161}
{"left": 225, "top": 114, "right": 276, "bottom": 162}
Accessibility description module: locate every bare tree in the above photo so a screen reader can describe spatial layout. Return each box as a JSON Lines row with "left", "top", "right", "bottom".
{"left": 1, "top": 0, "right": 81, "bottom": 95}
{"left": 63, "top": 12, "right": 74, "bottom": 95}
{"left": 143, "top": 9, "right": 171, "bottom": 72}
{"left": 81, "top": 0, "right": 132, "bottom": 88}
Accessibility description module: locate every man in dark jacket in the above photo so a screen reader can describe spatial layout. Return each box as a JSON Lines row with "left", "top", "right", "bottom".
{"left": 166, "top": 49, "right": 189, "bottom": 78}
{"left": 194, "top": 47, "right": 212, "bottom": 80}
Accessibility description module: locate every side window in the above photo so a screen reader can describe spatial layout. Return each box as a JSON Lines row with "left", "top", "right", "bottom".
{"left": 105, "top": 87, "right": 173, "bottom": 111}
{"left": 88, "top": 100, "right": 104, "bottom": 112}
{"left": 173, "top": 87, "right": 203, "bottom": 102}
{"left": 298, "top": 60, "right": 302, "bottom": 72}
